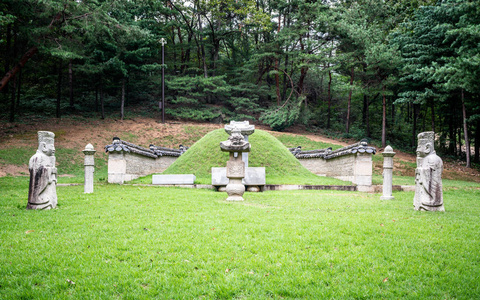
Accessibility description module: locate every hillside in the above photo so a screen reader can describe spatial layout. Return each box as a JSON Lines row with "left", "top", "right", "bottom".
{"left": 1, "top": 116, "right": 479, "bottom": 184}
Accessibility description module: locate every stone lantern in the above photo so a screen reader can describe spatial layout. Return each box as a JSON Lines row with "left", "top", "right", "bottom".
{"left": 220, "top": 128, "right": 251, "bottom": 201}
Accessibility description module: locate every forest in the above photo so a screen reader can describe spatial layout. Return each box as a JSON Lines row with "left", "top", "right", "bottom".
{"left": 1, "top": 0, "right": 479, "bottom": 166}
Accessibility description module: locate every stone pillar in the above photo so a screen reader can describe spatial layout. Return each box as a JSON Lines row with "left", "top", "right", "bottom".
{"left": 225, "top": 153, "right": 246, "bottom": 201}
{"left": 83, "top": 143, "right": 96, "bottom": 194}
{"left": 380, "top": 145, "right": 395, "bottom": 200}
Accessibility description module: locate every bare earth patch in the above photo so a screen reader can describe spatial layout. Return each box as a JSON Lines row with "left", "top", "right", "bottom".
{"left": 0, "top": 164, "right": 28, "bottom": 177}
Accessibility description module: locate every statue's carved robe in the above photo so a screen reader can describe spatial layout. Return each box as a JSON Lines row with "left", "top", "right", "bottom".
{"left": 414, "top": 153, "right": 444, "bottom": 211}
{"left": 27, "top": 152, "right": 57, "bottom": 210}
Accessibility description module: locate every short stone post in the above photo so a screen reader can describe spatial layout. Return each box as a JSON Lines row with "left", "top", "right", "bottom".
{"left": 83, "top": 143, "right": 96, "bottom": 194}
{"left": 380, "top": 145, "right": 395, "bottom": 200}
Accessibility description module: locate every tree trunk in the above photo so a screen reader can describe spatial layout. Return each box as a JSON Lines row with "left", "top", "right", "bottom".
{"left": 3, "top": 24, "right": 11, "bottom": 94}
{"left": 475, "top": 119, "right": 479, "bottom": 163}
{"left": 382, "top": 85, "right": 386, "bottom": 148}
{"left": 120, "top": 78, "right": 125, "bottom": 120}
{"left": 16, "top": 67, "right": 22, "bottom": 109}
{"left": 449, "top": 109, "right": 455, "bottom": 155}
{"left": 412, "top": 103, "right": 418, "bottom": 149}
{"left": 275, "top": 13, "right": 281, "bottom": 106}
{"left": 198, "top": 15, "right": 208, "bottom": 78}
{"left": 56, "top": 60, "right": 62, "bottom": 118}
{"left": 363, "top": 94, "right": 368, "bottom": 125}
{"left": 282, "top": 51, "right": 289, "bottom": 102}
{"left": 9, "top": 75, "right": 16, "bottom": 122}
{"left": 461, "top": 89, "right": 471, "bottom": 168}
{"left": 0, "top": 47, "right": 38, "bottom": 92}
{"left": 458, "top": 127, "right": 462, "bottom": 157}
{"left": 69, "top": 60, "right": 74, "bottom": 109}
{"left": 430, "top": 98, "right": 435, "bottom": 132}
{"left": 366, "top": 96, "right": 371, "bottom": 138}
{"left": 100, "top": 80, "right": 105, "bottom": 120}
{"left": 281, "top": 11, "right": 291, "bottom": 102}
{"left": 95, "top": 83, "right": 99, "bottom": 112}
{"left": 327, "top": 70, "right": 332, "bottom": 129}
{"left": 346, "top": 66, "right": 354, "bottom": 134}
{"left": 391, "top": 102, "right": 395, "bottom": 131}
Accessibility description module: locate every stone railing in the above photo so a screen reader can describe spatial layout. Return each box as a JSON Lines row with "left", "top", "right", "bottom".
{"left": 289, "top": 140, "right": 376, "bottom": 186}
{"left": 105, "top": 137, "right": 187, "bottom": 184}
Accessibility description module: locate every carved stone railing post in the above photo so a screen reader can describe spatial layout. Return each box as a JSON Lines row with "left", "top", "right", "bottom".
{"left": 380, "top": 145, "right": 395, "bottom": 200}
{"left": 83, "top": 143, "right": 96, "bottom": 194}
{"left": 220, "top": 128, "right": 251, "bottom": 201}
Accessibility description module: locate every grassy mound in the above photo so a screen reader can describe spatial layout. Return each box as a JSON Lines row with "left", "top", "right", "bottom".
{"left": 160, "top": 129, "right": 348, "bottom": 185}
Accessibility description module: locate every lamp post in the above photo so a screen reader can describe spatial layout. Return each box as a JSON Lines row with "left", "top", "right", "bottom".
{"left": 160, "top": 38, "right": 167, "bottom": 123}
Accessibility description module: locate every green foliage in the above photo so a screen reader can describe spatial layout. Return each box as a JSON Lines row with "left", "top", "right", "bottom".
{"left": 1, "top": 0, "right": 479, "bottom": 164}
{"left": 159, "top": 129, "right": 347, "bottom": 185}
{"left": 1, "top": 177, "right": 480, "bottom": 298}
{"left": 260, "top": 98, "right": 303, "bottom": 132}
{"left": 165, "top": 107, "right": 222, "bottom": 122}
{"left": 274, "top": 134, "right": 342, "bottom": 151}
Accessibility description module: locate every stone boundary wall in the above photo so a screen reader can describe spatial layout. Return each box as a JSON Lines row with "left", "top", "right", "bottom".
{"left": 290, "top": 140, "right": 376, "bottom": 186}
{"left": 105, "top": 138, "right": 185, "bottom": 184}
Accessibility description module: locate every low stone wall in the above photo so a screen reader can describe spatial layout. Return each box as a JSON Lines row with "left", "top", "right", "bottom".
{"left": 108, "top": 152, "right": 178, "bottom": 184}
{"left": 291, "top": 140, "right": 376, "bottom": 186}
{"left": 105, "top": 138, "right": 185, "bottom": 184}
{"left": 297, "top": 152, "right": 373, "bottom": 186}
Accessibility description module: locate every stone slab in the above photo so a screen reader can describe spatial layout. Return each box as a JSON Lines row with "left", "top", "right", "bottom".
{"left": 212, "top": 167, "right": 266, "bottom": 186}
{"left": 152, "top": 174, "right": 196, "bottom": 185}
{"left": 264, "top": 185, "right": 356, "bottom": 191}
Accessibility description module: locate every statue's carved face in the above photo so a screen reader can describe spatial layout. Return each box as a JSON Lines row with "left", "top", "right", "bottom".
{"left": 416, "top": 143, "right": 431, "bottom": 158}
{"left": 41, "top": 142, "right": 55, "bottom": 156}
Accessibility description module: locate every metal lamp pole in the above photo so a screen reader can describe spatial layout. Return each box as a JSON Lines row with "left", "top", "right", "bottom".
{"left": 160, "top": 38, "right": 166, "bottom": 123}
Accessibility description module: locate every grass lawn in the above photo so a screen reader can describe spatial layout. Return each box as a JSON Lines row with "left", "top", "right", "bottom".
{"left": 132, "top": 129, "right": 348, "bottom": 186}
{"left": 1, "top": 176, "right": 479, "bottom": 299}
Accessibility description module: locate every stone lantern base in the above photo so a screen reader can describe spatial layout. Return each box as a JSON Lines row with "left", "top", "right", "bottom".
{"left": 225, "top": 178, "right": 245, "bottom": 201}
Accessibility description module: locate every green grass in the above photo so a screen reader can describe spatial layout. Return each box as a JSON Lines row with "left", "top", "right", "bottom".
{"left": 132, "top": 129, "right": 349, "bottom": 185}
{"left": 273, "top": 134, "right": 343, "bottom": 151}
{"left": 1, "top": 176, "right": 479, "bottom": 299}
{"left": 0, "top": 147, "right": 109, "bottom": 184}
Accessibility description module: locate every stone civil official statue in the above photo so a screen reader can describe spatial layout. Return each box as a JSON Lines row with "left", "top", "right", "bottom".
{"left": 414, "top": 131, "right": 445, "bottom": 211}
{"left": 27, "top": 131, "right": 58, "bottom": 210}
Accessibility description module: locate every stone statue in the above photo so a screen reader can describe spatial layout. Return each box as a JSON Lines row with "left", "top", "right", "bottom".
{"left": 414, "top": 131, "right": 444, "bottom": 211}
{"left": 27, "top": 131, "right": 58, "bottom": 210}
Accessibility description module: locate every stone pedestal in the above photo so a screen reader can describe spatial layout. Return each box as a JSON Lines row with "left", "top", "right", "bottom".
{"left": 380, "top": 145, "right": 395, "bottom": 200}
{"left": 225, "top": 155, "right": 246, "bottom": 201}
{"left": 83, "top": 144, "right": 96, "bottom": 194}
